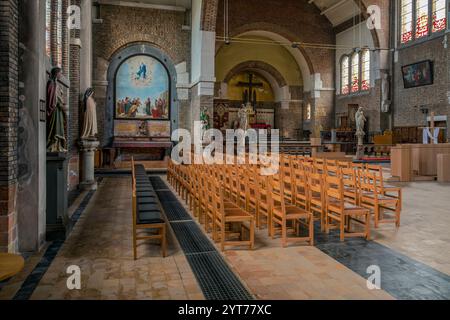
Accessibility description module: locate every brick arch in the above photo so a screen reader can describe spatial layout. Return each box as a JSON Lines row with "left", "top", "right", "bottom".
{"left": 216, "top": 22, "right": 316, "bottom": 75}
{"left": 223, "top": 60, "right": 288, "bottom": 88}
{"left": 207, "top": 0, "right": 382, "bottom": 48}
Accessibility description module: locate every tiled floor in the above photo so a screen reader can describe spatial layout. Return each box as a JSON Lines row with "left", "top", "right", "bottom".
{"left": 0, "top": 177, "right": 203, "bottom": 300}
{"left": 1, "top": 172, "right": 449, "bottom": 300}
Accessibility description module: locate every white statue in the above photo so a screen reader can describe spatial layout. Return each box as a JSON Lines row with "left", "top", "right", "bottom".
{"left": 81, "top": 88, "right": 98, "bottom": 140}
{"left": 355, "top": 107, "right": 367, "bottom": 135}
{"left": 238, "top": 102, "right": 255, "bottom": 131}
{"left": 381, "top": 72, "right": 391, "bottom": 113}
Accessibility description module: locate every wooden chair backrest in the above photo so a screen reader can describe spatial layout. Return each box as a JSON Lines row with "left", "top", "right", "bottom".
{"left": 307, "top": 171, "right": 323, "bottom": 196}
{"left": 268, "top": 174, "right": 286, "bottom": 214}
{"left": 325, "top": 175, "right": 344, "bottom": 211}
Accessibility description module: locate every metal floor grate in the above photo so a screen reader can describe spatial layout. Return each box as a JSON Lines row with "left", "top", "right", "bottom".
{"left": 149, "top": 175, "right": 254, "bottom": 300}
{"left": 170, "top": 221, "right": 216, "bottom": 254}
{"left": 155, "top": 191, "right": 180, "bottom": 203}
{"left": 149, "top": 176, "right": 170, "bottom": 190}
{"left": 157, "top": 201, "right": 192, "bottom": 222}
{"left": 186, "top": 252, "right": 254, "bottom": 300}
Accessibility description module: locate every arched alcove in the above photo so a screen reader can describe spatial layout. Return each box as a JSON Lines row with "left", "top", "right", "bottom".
{"left": 104, "top": 43, "right": 179, "bottom": 146}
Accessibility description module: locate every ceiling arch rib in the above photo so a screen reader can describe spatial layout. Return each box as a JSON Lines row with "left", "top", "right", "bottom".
{"left": 309, "top": 0, "right": 362, "bottom": 27}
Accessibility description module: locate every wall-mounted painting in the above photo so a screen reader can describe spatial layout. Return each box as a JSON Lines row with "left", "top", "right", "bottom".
{"left": 401, "top": 60, "right": 433, "bottom": 89}
{"left": 115, "top": 55, "right": 170, "bottom": 120}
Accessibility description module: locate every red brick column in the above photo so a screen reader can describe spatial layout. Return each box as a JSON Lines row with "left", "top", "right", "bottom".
{"left": 0, "top": 0, "right": 19, "bottom": 253}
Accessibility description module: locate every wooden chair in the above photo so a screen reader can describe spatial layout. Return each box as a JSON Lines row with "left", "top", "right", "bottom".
{"left": 256, "top": 173, "right": 272, "bottom": 233}
{"left": 324, "top": 174, "right": 370, "bottom": 241}
{"left": 307, "top": 171, "right": 326, "bottom": 231}
{"left": 269, "top": 174, "right": 314, "bottom": 247}
{"left": 366, "top": 164, "right": 402, "bottom": 210}
{"left": 359, "top": 171, "right": 401, "bottom": 228}
{"left": 211, "top": 179, "right": 255, "bottom": 251}
{"left": 342, "top": 167, "right": 359, "bottom": 205}
{"left": 292, "top": 164, "right": 308, "bottom": 210}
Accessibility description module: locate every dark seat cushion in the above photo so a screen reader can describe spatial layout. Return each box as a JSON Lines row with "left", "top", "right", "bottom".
{"left": 137, "top": 210, "right": 164, "bottom": 225}
{"left": 138, "top": 203, "right": 160, "bottom": 212}
{"left": 137, "top": 191, "right": 156, "bottom": 197}
{"left": 138, "top": 197, "right": 158, "bottom": 204}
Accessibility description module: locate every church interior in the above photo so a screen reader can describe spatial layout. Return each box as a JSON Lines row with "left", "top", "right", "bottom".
{"left": 0, "top": 0, "right": 450, "bottom": 302}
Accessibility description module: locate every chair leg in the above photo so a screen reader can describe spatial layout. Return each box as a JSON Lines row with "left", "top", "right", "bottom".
{"left": 395, "top": 202, "right": 401, "bottom": 228}
{"left": 340, "top": 217, "right": 345, "bottom": 242}
{"left": 133, "top": 228, "right": 137, "bottom": 260}
{"left": 374, "top": 205, "right": 379, "bottom": 228}
{"left": 309, "top": 214, "right": 314, "bottom": 246}
{"left": 250, "top": 220, "right": 255, "bottom": 250}
{"left": 161, "top": 225, "right": 167, "bottom": 258}
{"left": 282, "top": 218, "right": 287, "bottom": 248}
{"left": 221, "top": 225, "right": 226, "bottom": 252}
{"left": 366, "top": 212, "right": 371, "bottom": 240}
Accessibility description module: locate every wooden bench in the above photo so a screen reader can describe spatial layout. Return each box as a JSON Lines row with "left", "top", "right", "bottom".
{"left": 131, "top": 158, "right": 167, "bottom": 259}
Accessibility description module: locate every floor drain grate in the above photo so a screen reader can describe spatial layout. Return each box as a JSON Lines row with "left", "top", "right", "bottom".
{"left": 149, "top": 176, "right": 253, "bottom": 300}
{"left": 155, "top": 191, "right": 180, "bottom": 203}
{"left": 149, "top": 176, "right": 170, "bottom": 190}
{"left": 186, "top": 252, "right": 254, "bottom": 300}
{"left": 159, "top": 201, "right": 192, "bottom": 222}
{"left": 170, "top": 221, "right": 216, "bottom": 254}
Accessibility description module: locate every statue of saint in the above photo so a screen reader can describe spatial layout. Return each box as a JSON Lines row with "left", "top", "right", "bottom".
{"left": 200, "top": 107, "right": 210, "bottom": 132}
{"left": 81, "top": 88, "right": 98, "bottom": 140}
{"left": 46, "top": 67, "right": 68, "bottom": 153}
{"left": 355, "top": 107, "right": 367, "bottom": 135}
{"left": 381, "top": 72, "right": 391, "bottom": 113}
{"left": 238, "top": 102, "right": 255, "bottom": 131}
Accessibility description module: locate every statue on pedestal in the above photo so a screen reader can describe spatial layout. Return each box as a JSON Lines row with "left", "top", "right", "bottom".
{"left": 81, "top": 88, "right": 98, "bottom": 140}
{"left": 46, "top": 67, "right": 68, "bottom": 153}
{"left": 355, "top": 107, "right": 367, "bottom": 159}
{"left": 238, "top": 102, "right": 255, "bottom": 131}
{"left": 381, "top": 72, "right": 391, "bottom": 113}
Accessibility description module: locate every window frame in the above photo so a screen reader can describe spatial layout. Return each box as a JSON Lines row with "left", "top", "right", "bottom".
{"left": 339, "top": 50, "right": 371, "bottom": 96}
{"left": 399, "top": 0, "right": 447, "bottom": 47}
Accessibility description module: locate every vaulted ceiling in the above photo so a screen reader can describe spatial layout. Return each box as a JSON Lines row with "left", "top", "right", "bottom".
{"left": 98, "top": 0, "right": 363, "bottom": 27}
{"left": 309, "top": 0, "right": 362, "bottom": 26}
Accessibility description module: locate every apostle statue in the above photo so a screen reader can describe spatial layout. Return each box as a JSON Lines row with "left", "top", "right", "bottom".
{"left": 46, "top": 67, "right": 68, "bottom": 153}
{"left": 81, "top": 88, "right": 98, "bottom": 140}
{"left": 355, "top": 107, "right": 367, "bottom": 135}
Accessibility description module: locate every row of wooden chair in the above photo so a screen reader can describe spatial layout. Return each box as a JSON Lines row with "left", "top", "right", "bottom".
{"left": 131, "top": 158, "right": 167, "bottom": 259}
{"left": 167, "top": 154, "right": 401, "bottom": 245}
{"left": 283, "top": 156, "right": 402, "bottom": 228}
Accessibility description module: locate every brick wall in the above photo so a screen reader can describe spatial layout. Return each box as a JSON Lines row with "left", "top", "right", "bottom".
{"left": 394, "top": 36, "right": 449, "bottom": 138}
{"left": 0, "top": 0, "right": 19, "bottom": 253}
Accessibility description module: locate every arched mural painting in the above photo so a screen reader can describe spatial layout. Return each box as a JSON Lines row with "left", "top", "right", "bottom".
{"left": 105, "top": 43, "right": 179, "bottom": 146}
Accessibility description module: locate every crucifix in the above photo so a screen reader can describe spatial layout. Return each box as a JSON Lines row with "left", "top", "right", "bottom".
{"left": 237, "top": 73, "right": 264, "bottom": 106}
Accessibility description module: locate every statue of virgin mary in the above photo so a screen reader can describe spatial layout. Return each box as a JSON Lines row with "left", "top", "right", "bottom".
{"left": 81, "top": 88, "right": 98, "bottom": 140}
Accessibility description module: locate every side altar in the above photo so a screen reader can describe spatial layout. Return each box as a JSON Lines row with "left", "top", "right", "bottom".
{"left": 105, "top": 120, "right": 172, "bottom": 168}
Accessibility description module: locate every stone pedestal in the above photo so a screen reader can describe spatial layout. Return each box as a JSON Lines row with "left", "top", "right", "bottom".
{"left": 355, "top": 131, "right": 365, "bottom": 160}
{"left": 79, "top": 139, "right": 100, "bottom": 191}
{"left": 46, "top": 153, "right": 69, "bottom": 241}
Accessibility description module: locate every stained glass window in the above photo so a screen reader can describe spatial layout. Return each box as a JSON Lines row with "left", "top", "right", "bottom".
{"left": 341, "top": 56, "right": 349, "bottom": 95}
{"left": 351, "top": 53, "right": 360, "bottom": 93}
{"left": 401, "top": 0, "right": 413, "bottom": 43}
{"left": 432, "top": 0, "right": 446, "bottom": 32}
{"left": 45, "top": 0, "right": 51, "bottom": 57}
{"left": 361, "top": 50, "right": 370, "bottom": 91}
{"left": 416, "top": 0, "right": 429, "bottom": 38}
